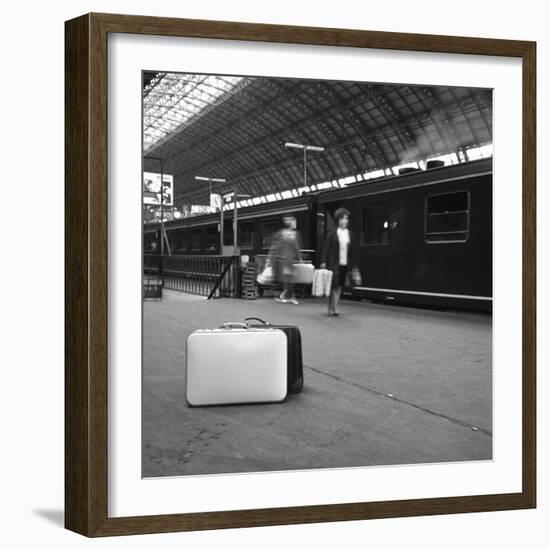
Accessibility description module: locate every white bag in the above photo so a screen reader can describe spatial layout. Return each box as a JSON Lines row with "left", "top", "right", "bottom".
{"left": 312, "top": 268, "right": 333, "bottom": 297}
{"left": 256, "top": 264, "right": 274, "bottom": 285}
{"left": 322, "top": 269, "right": 333, "bottom": 297}
{"left": 312, "top": 269, "right": 322, "bottom": 296}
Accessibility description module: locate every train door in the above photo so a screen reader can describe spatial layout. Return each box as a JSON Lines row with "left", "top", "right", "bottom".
{"left": 358, "top": 200, "right": 403, "bottom": 289}
{"left": 204, "top": 226, "right": 219, "bottom": 253}
{"left": 317, "top": 202, "right": 341, "bottom": 253}
{"left": 421, "top": 181, "right": 491, "bottom": 299}
{"left": 238, "top": 221, "right": 255, "bottom": 253}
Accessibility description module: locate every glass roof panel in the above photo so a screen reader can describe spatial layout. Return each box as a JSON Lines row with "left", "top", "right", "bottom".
{"left": 143, "top": 73, "right": 253, "bottom": 152}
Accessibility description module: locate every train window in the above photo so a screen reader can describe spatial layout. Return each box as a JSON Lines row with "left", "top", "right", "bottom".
{"left": 261, "top": 221, "right": 280, "bottom": 249}
{"left": 239, "top": 222, "right": 255, "bottom": 248}
{"left": 425, "top": 191, "right": 469, "bottom": 243}
{"left": 361, "top": 207, "right": 392, "bottom": 246}
{"left": 176, "top": 239, "right": 187, "bottom": 253}
{"left": 190, "top": 229, "right": 202, "bottom": 251}
{"left": 204, "top": 227, "right": 218, "bottom": 251}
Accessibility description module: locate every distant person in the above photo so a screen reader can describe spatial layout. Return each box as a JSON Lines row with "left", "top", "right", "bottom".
{"left": 320, "top": 207, "right": 359, "bottom": 316}
{"left": 269, "top": 215, "right": 302, "bottom": 304}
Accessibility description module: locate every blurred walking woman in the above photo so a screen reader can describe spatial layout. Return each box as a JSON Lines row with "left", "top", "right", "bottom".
{"left": 320, "top": 208, "right": 359, "bottom": 316}
{"left": 269, "top": 215, "right": 302, "bottom": 304}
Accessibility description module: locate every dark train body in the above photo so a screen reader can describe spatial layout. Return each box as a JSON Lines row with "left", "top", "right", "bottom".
{"left": 144, "top": 194, "right": 319, "bottom": 259}
{"left": 144, "top": 158, "right": 492, "bottom": 311}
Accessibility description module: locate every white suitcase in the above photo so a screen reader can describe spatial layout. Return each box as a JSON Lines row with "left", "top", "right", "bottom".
{"left": 186, "top": 324, "right": 288, "bottom": 406}
{"left": 312, "top": 268, "right": 333, "bottom": 297}
{"left": 322, "top": 269, "right": 333, "bottom": 297}
{"left": 312, "top": 268, "right": 323, "bottom": 296}
{"left": 293, "top": 262, "right": 315, "bottom": 284}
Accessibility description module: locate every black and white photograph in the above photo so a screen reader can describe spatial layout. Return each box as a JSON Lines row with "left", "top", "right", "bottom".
{"left": 2, "top": 0, "right": 544, "bottom": 543}
{"left": 141, "top": 71, "right": 493, "bottom": 478}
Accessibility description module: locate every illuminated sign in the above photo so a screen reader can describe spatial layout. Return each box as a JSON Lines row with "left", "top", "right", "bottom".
{"left": 191, "top": 205, "right": 215, "bottom": 214}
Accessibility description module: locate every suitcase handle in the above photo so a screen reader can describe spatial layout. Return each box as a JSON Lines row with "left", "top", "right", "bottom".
{"left": 219, "top": 322, "right": 248, "bottom": 329}
{"left": 244, "top": 317, "right": 268, "bottom": 325}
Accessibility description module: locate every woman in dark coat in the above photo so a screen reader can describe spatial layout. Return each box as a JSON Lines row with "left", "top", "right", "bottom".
{"left": 320, "top": 207, "right": 359, "bottom": 316}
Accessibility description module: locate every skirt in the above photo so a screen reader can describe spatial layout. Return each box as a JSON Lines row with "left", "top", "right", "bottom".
{"left": 331, "top": 265, "right": 348, "bottom": 289}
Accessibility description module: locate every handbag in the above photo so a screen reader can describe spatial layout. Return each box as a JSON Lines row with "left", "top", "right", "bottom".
{"left": 256, "top": 264, "right": 275, "bottom": 285}
{"left": 344, "top": 267, "right": 362, "bottom": 288}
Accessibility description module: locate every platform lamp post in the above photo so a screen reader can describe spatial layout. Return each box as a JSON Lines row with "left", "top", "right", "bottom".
{"left": 284, "top": 142, "right": 325, "bottom": 191}
{"left": 194, "top": 176, "right": 227, "bottom": 253}
{"left": 144, "top": 155, "right": 165, "bottom": 283}
{"left": 220, "top": 190, "right": 251, "bottom": 253}
{"left": 230, "top": 191, "right": 251, "bottom": 250}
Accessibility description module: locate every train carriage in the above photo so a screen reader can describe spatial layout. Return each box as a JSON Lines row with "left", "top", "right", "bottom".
{"left": 144, "top": 193, "right": 318, "bottom": 259}
{"left": 144, "top": 157, "right": 492, "bottom": 311}
{"left": 316, "top": 157, "right": 492, "bottom": 311}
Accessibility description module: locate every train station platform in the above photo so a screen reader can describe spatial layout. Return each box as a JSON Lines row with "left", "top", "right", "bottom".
{"left": 143, "top": 292, "right": 492, "bottom": 477}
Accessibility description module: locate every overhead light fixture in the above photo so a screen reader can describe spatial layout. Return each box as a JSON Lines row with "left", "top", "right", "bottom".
{"left": 194, "top": 176, "right": 227, "bottom": 183}
{"left": 284, "top": 141, "right": 325, "bottom": 189}
{"left": 284, "top": 142, "right": 325, "bottom": 152}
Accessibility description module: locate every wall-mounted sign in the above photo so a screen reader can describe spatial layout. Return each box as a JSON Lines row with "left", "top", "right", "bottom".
{"left": 143, "top": 172, "right": 174, "bottom": 206}
{"left": 210, "top": 193, "right": 221, "bottom": 210}
{"left": 143, "top": 205, "right": 183, "bottom": 224}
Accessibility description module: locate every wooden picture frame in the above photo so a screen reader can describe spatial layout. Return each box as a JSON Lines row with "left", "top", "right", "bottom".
{"left": 65, "top": 12, "right": 536, "bottom": 537}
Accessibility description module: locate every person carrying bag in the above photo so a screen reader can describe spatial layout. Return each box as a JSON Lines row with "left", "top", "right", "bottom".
{"left": 268, "top": 214, "right": 302, "bottom": 305}
{"left": 320, "top": 207, "right": 361, "bottom": 316}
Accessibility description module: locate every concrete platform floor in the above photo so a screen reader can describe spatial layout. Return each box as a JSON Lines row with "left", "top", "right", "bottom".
{"left": 143, "top": 292, "right": 492, "bottom": 477}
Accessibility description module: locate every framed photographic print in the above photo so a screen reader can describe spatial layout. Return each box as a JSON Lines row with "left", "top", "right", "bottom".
{"left": 65, "top": 12, "right": 536, "bottom": 537}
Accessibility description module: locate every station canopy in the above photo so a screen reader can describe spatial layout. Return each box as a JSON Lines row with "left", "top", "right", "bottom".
{"left": 143, "top": 73, "right": 492, "bottom": 208}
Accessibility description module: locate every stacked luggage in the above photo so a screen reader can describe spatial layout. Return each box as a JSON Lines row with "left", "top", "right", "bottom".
{"left": 186, "top": 319, "right": 304, "bottom": 406}
{"left": 241, "top": 263, "right": 258, "bottom": 300}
